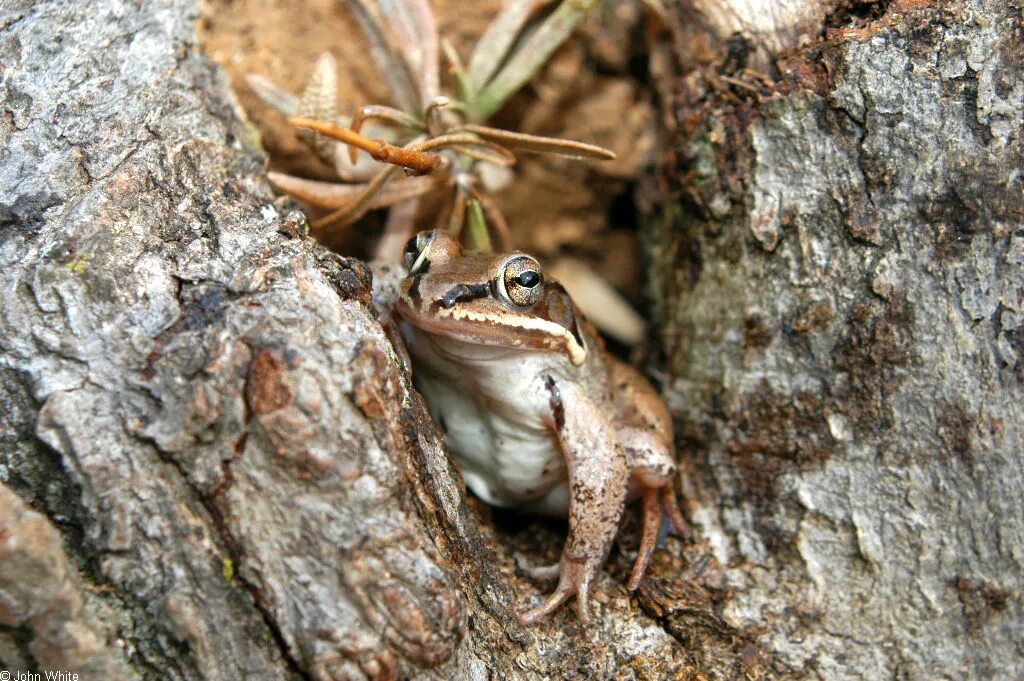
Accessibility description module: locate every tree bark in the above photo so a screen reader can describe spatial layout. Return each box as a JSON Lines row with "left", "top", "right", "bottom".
{"left": 0, "top": 1, "right": 713, "bottom": 679}
{"left": 0, "top": 0, "right": 1020, "bottom": 680}
{"left": 647, "top": 0, "right": 1023, "bottom": 679}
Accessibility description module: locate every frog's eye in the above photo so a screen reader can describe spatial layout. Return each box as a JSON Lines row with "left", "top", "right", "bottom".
{"left": 403, "top": 231, "right": 435, "bottom": 275}
{"left": 500, "top": 255, "right": 544, "bottom": 307}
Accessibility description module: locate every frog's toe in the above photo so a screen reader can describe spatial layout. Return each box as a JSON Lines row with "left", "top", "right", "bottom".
{"left": 519, "top": 562, "right": 596, "bottom": 625}
{"left": 521, "top": 562, "right": 561, "bottom": 581}
{"left": 628, "top": 485, "right": 693, "bottom": 590}
{"left": 661, "top": 485, "right": 691, "bottom": 539}
{"left": 573, "top": 574, "right": 594, "bottom": 624}
{"left": 628, "top": 487, "right": 662, "bottom": 590}
{"left": 519, "top": 583, "right": 576, "bottom": 625}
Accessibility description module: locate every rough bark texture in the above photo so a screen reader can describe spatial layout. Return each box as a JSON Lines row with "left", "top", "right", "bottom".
{"left": 1, "top": 1, "right": 708, "bottom": 679}
{"left": 1, "top": 0, "right": 1021, "bottom": 680}
{"left": 649, "top": 0, "right": 1023, "bottom": 679}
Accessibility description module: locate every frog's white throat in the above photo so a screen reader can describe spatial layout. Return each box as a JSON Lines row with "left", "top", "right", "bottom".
{"left": 398, "top": 321, "right": 574, "bottom": 513}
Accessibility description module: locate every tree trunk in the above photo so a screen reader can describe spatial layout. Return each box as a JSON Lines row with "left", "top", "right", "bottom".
{"left": 0, "top": 1, "right": 1019, "bottom": 681}
{"left": 647, "top": 0, "right": 1023, "bottom": 679}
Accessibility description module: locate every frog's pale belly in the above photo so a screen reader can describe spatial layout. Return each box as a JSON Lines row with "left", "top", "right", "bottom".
{"left": 401, "top": 323, "right": 571, "bottom": 514}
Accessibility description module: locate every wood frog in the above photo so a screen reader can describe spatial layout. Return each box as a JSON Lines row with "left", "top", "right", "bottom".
{"left": 393, "top": 230, "right": 688, "bottom": 624}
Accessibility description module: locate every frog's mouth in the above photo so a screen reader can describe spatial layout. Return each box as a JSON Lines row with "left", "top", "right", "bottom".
{"left": 396, "top": 298, "right": 588, "bottom": 367}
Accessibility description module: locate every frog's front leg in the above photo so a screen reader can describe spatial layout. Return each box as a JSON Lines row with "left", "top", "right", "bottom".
{"left": 519, "top": 375, "right": 629, "bottom": 625}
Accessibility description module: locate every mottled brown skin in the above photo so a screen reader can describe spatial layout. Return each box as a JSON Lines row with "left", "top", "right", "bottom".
{"left": 395, "top": 230, "right": 688, "bottom": 624}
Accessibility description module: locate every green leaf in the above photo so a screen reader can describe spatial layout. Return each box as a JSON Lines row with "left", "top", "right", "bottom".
{"left": 466, "top": 0, "right": 555, "bottom": 94}
{"left": 468, "top": 0, "right": 600, "bottom": 121}
{"left": 465, "top": 199, "right": 493, "bottom": 252}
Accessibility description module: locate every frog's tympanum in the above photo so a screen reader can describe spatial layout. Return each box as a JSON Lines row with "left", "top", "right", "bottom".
{"left": 395, "top": 230, "right": 688, "bottom": 624}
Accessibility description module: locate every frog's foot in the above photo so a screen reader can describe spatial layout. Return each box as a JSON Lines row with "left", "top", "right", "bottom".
{"left": 519, "top": 560, "right": 596, "bottom": 625}
{"left": 627, "top": 485, "right": 691, "bottom": 591}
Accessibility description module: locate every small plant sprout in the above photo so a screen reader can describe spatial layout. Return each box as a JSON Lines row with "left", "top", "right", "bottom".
{"left": 247, "top": 0, "right": 614, "bottom": 260}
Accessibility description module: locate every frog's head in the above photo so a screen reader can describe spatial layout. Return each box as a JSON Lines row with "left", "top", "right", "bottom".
{"left": 396, "top": 230, "right": 587, "bottom": 366}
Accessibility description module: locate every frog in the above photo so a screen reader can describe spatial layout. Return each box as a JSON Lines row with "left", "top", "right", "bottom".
{"left": 392, "top": 229, "right": 689, "bottom": 624}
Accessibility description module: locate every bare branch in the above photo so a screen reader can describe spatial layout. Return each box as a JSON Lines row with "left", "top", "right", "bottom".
{"left": 349, "top": 104, "right": 424, "bottom": 164}
{"left": 311, "top": 165, "right": 400, "bottom": 230}
{"left": 444, "top": 185, "right": 469, "bottom": 238}
{"left": 467, "top": 186, "right": 514, "bottom": 252}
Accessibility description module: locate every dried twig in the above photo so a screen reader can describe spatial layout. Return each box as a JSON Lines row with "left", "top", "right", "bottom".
{"left": 267, "top": 172, "right": 437, "bottom": 210}
{"left": 290, "top": 117, "right": 442, "bottom": 175}
{"left": 455, "top": 124, "right": 615, "bottom": 160}
{"left": 467, "top": 186, "right": 513, "bottom": 252}
{"left": 312, "top": 165, "right": 401, "bottom": 230}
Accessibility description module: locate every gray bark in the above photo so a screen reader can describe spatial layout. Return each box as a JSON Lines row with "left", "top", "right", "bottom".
{"left": 0, "top": 1, "right": 461, "bottom": 678}
{"left": 649, "top": 0, "right": 1023, "bottom": 679}
{"left": 1, "top": 0, "right": 1020, "bottom": 680}
{"left": 0, "top": 1, "right": 718, "bottom": 679}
